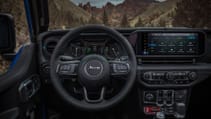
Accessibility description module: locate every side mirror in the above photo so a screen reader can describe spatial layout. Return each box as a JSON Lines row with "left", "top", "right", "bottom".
{"left": 0, "top": 13, "right": 16, "bottom": 54}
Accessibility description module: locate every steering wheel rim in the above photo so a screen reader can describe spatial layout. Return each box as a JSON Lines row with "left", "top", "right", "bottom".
{"left": 50, "top": 25, "right": 137, "bottom": 111}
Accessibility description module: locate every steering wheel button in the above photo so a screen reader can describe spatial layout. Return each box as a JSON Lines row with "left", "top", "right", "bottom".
{"left": 116, "top": 64, "right": 128, "bottom": 72}
{"left": 60, "top": 65, "right": 68, "bottom": 71}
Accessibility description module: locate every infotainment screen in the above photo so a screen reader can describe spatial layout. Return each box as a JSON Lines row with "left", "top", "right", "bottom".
{"left": 139, "top": 31, "right": 205, "bottom": 56}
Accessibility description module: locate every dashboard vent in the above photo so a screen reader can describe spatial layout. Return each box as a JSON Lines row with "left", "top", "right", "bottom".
{"left": 138, "top": 58, "right": 195, "bottom": 64}
{"left": 45, "top": 41, "right": 57, "bottom": 54}
{"left": 122, "top": 33, "right": 131, "bottom": 38}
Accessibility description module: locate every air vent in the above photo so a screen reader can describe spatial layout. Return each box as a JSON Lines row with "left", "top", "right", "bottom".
{"left": 122, "top": 33, "right": 131, "bottom": 38}
{"left": 138, "top": 58, "right": 195, "bottom": 64}
{"left": 45, "top": 41, "right": 57, "bottom": 54}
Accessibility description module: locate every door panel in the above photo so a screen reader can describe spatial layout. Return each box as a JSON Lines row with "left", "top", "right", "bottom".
{"left": 0, "top": 108, "right": 19, "bottom": 119}
{"left": 0, "top": 44, "right": 37, "bottom": 92}
{"left": 0, "top": 43, "right": 39, "bottom": 119}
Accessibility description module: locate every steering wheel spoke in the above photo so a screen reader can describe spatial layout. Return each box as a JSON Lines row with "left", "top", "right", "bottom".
{"left": 82, "top": 86, "right": 106, "bottom": 103}
{"left": 56, "top": 56, "right": 80, "bottom": 76}
{"left": 109, "top": 60, "right": 130, "bottom": 76}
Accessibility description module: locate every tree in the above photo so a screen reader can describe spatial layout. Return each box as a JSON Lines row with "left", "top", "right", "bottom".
{"left": 102, "top": 9, "right": 109, "bottom": 26}
{"left": 135, "top": 17, "right": 144, "bottom": 27}
{"left": 88, "top": 14, "right": 99, "bottom": 24}
{"left": 79, "top": 17, "right": 86, "bottom": 25}
{"left": 120, "top": 14, "right": 130, "bottom": 27}
{"left": 158, "top": 19, "right": 166, "bottom": 27}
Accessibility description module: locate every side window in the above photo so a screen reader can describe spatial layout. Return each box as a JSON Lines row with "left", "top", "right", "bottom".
{"left": 0, "top": 0, "right": 29, "bottom": 75}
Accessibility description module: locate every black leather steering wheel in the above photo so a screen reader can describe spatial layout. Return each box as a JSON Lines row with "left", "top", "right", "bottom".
{"left": 50, "top": 25, "right": 137, "bottom": 111}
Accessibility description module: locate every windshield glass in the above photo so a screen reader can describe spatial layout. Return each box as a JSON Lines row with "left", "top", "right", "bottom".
{"left": 48, "top": 0, "right": 211, "bottom": 29}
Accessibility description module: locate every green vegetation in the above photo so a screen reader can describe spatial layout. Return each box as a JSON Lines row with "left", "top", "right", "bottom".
{"left": 135, "top": 17, "right": 144, "bottom": 27}
{"left": 102, "top": 9, "right": 109, "bottom": 26}
{"left": 88, "top": 14, "right": 100, "bottom": 24}
{"left": 120, "top": 14, "right": 130, "bottom": 27}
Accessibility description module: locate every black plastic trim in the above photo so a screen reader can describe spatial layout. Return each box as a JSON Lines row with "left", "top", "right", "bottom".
{"left": 0, "top": 13, "right": 16, "bottom": 53}
{"left": 0, "top": 44, "right": 37, "bottom": 93}
{"left": 137, "top": 64, "right": 211, "bottom": 88}
{"left": 0, "top": 107, "right": 19, "bottom": 119}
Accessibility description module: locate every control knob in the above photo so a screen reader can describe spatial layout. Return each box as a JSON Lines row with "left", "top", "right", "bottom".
{"left": 188, "top": 72, "right": 197, "bottom": 80}
{"left": 156, "top": 112, "right": 165, "bottom": 119}
{"left": 143, "top": 72, "right": 152, "bottom": 80}
{"left": 145, "top": 93, "right": 154, "bottom": 101}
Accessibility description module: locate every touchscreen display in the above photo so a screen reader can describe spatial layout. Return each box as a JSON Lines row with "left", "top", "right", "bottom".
{"left": 141, "top": 33, "right": 200, "bottom": 55}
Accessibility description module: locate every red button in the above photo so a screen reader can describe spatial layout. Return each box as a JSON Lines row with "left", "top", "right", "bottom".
{"left": 144, "top": 106, "right": 161, "bottom": 115}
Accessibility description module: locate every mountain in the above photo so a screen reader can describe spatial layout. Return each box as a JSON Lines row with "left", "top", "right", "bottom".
{"left": 49, "top": 0, "right": 91, "bottom": 28}
{"left": 173, "top": 0, "right": 211, "bottom": 28}
{"left": 77, "top": 0, "right": 181, "bottom": 27}
{"left": 131, "top": 0, "right": 180, "bottom": 27}
{"left": 79, "top": 0, "right": 155, "bottom": 27}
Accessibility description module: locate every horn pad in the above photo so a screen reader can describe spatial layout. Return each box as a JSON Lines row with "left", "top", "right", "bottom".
{"left": 78, "top": 55, "right": 110, "bottom": 88}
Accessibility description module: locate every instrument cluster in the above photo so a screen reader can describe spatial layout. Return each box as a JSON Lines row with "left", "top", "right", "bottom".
{"left": 64, "top": 36, "right": 124, "bottom": 60}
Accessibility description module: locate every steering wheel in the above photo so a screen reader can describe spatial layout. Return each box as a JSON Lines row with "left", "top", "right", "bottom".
{"left": 50, "top": 25, "right": 137, "bottom": 111}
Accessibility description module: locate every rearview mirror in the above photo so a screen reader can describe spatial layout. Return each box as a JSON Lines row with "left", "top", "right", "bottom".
{"left": 0, "top": 13, "right": 16, "bottom": 54}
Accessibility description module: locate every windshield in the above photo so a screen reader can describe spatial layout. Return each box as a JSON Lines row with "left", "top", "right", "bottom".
{"left": 48, "top": 0, "right": 211, "bottom": 29}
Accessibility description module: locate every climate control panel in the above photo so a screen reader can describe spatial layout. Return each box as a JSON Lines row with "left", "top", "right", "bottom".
{"left": 142, "top": 71, "right": 197, "bottom": 85}
{"left": 142, "top": 89, "right": 188, "bottom": 119}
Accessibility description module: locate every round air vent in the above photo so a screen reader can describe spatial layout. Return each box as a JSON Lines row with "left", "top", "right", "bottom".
{"left": 46, "top": 41, "right": 57, "bottom": 54}
{"left": 44, "top": 39, "right": 58, "bottom": 56}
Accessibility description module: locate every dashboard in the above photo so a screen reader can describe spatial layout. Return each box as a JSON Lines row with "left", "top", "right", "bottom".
{"left": 38, "top": 28, "right": 211, "bottom": 119}
{"left": 40, "top": 29, "right": 207, "bottom": 60}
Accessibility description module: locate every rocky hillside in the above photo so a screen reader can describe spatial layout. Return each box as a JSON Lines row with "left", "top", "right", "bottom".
{"left": 79, "top": 0, "right": 155, "bottom": 27}
{"left": 49, "top": 0, "right": 181, "bottom": 27}
{"left": 173, "top": 0, "right": 211, "bottom": 28}
{"left": 131, "top": 0, "right": 180, "bottom": 27}
{"left": 49, "top": 0, "right": 91, "bottom": 29}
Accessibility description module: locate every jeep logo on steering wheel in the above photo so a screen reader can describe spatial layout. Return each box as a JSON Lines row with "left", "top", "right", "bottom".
{"left": 88, "top": 65, "right": 101, "bottom": 70}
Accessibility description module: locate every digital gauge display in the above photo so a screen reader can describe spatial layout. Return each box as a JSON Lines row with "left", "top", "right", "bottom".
{"left": 139, "top": 32, "right": 205, "bottom": 56}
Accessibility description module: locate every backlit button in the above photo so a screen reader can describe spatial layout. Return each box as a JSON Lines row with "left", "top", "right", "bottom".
{"left": 144, "top": 91, "right": 156, "bottom": 102}
{"left": 144, "top": 106, "right": 161, "bottom": 115}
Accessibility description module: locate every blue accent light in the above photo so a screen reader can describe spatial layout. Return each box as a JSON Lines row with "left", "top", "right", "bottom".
{"left": 24, "top": 0, "right": 33, "bottom": 40}
{"left": 187, "top": 36, "right": 196, "bottom": 40}
{"left": 9, "top": 47, "right": 23, "bottom": 70}
{"left": 148, "top": 44, "right": 157, "bottom": 47}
